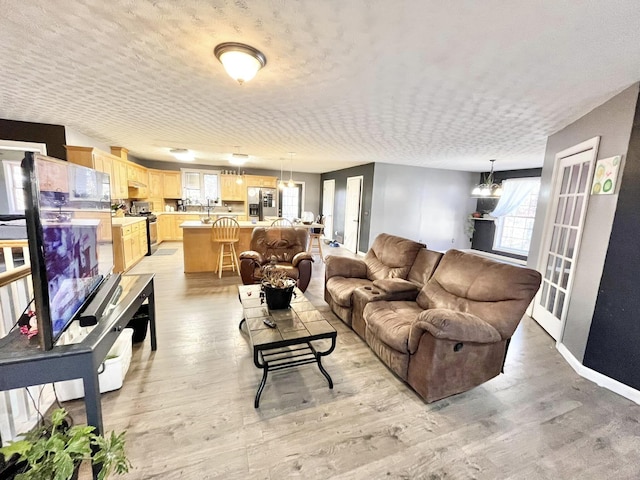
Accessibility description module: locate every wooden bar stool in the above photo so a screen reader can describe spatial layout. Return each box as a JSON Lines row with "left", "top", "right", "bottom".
{"left": 307, "top": 221, "right": 324, "bottom": 262}
{"left": 211, "top": 217, "right": 240, "bottom": 278}
{"left": 270, "top": 218, "right": 293, "bottom": 227}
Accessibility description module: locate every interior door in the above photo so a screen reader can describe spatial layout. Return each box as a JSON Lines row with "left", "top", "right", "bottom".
{"left": 532, "top": 137, "right": 599, "bottom": 340}
{"left": 344, "top": 176, "right": 363, "bottom": 253}
{"left": 322, "top": 179, "right": 335, "bottom": 241}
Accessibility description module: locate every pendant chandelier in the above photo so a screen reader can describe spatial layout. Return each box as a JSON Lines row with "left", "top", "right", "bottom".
{"left": 471, "top": 159, "right": 503, "bottom": 198}
{"left": 287, "top": 152, "right": 295, "bottom": 188}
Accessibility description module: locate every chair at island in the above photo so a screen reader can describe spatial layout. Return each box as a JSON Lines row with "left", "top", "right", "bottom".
{"left": 270, "top": 218, "right": 293, "bottom": 227}
{"left": 211, "top": 217, "right": 240, "bottom": 278}
{"left": 239, "top": 227, "right": 314, "bottom": 292}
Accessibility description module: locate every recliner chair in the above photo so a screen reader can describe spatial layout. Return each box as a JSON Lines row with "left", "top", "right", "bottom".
{"left": 239, "top": 227, "right": 314, "bottom": 292}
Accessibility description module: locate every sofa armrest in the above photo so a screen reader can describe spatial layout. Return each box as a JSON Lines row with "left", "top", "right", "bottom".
{"left": 324, "top": 255, "right": 367, "bottom": 280}
{"left": 292, "top": 251, "right": 314, "bottom": 267}
{"left": 239, "top": 250, "right": 265, "bottom": 264}
{"left": 408, "top": 308, "right": 501, "bottom": 353}
{"left": 372, "top": 278, "right": 418, "bottom": 295}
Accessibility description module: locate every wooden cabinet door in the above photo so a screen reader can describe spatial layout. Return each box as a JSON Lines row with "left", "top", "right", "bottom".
{"left": 113, "top": 160, "right": 129, "bottom": 199}
{"left": 148, "top": 170, "right": 163, "bottom": 198}
{"left": 262, "top": 176, "right": 277, "bottom": 188}
{"left": 139, "top": 223, "right": 148, "bottom": 256}
{"left": 163, "top": 172, "right": 182, "bottom": 198}
{"left": 159, "top": 215, "right": 172, "bottom": 241}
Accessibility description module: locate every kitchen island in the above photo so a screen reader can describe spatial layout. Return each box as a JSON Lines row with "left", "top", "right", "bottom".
{"left": 179, "top": 220, "right": 323, "bottom": 273}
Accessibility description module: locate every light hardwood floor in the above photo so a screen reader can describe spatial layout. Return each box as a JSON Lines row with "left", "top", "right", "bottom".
{"left": 69, "top": 242, "right": 640, "bottom": 479}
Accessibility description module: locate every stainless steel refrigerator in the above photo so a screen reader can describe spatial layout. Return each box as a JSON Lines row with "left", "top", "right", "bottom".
{"left": 247, "top": 187, "right": 277, "bottom": 221}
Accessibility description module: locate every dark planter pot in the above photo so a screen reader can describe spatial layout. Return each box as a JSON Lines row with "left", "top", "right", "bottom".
{"left": 0, "top": 457, "right": 80, "bottom": 479}
{"left": 263, "top": 285, "right": 295, "bottom": 310}
{"left": 126, "top": 304, "right": 149, "bottom": 343}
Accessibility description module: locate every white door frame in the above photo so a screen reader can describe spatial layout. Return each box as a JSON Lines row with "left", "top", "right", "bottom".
{"left": 0, "top": 139, "right": 47, "bottom": 155}
{"left": 344, "top": 175, "right": 363, "bottom": 253}
{"left": 322, "top": 179, "right": 335, "bottom": 241}
{"left": 532, "top": 137, "right": 600, "bottom": 340}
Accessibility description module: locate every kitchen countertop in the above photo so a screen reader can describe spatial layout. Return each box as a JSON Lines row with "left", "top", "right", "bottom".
{"left": 154, "top": 211, "right": 246, "bottom": 216}
{"left": 111, "top": 216, "right": 147, "bottom": 226}
{"left": 179, "top": 220, "right": 323, "bottom": 229}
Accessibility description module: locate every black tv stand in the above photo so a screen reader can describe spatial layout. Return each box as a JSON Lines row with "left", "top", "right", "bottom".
{"left": 0, "top": 273, "right": 156, "bottom": 475}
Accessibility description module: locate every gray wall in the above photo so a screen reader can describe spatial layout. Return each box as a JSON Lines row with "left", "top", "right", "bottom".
{"left": 321, "top": 164, "right": 375, "bottom": 252}
{"left": 370, "top": 163, "right": 477, "bottom": 252}
{"left": 528, "top": 82, "right": 638, "bottom": 361}
{"left": 138, "top": 159, "right": 321, "bottom": 215}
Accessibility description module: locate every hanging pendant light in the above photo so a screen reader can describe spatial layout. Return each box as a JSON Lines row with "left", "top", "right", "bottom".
{"left": 278, "top": 159, "right": 285, "bottom": 190}
{"left": 471, "top": 159, "right": 502, "bottom": 198}
{"left": 287, "top": 152, "right": 295, "bottom": 188}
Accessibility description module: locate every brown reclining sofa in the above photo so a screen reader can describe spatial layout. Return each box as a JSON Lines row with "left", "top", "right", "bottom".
{"left": 324, "top": 233, "right": 541, "bottom": 402}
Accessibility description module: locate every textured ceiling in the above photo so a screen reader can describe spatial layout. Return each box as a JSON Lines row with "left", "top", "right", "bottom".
{"left": 1, "top": 1, "right": 640, "bottom": 173}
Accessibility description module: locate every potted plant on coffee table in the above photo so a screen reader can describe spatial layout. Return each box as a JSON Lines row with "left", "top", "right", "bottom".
{"left": 261, "top": 263, "right": 297, "bottom": 310}
{"left": 0, "top": 408, "right": 130, "bottom": 480}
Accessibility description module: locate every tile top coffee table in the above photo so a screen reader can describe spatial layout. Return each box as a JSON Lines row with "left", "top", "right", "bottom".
{"left": 238, "top": 284, "right": 337, "bottom": 407}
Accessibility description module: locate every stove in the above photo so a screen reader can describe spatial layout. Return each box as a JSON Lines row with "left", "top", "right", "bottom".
{"left": 125, "top": 212, "right": 158, "bottom": 255}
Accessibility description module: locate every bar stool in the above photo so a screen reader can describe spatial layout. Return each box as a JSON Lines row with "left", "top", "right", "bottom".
{"left": 307, "top": 220, "right": 325, "bottom": 262}
{"left": 211, "top": 217, "right": 240, "bottom": 278}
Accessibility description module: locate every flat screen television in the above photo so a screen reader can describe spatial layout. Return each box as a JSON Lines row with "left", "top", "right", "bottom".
{"left": 22, "top": 153, "right": 115, "bottom": 350}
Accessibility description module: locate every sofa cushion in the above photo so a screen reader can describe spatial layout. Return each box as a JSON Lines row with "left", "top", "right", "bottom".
{"left": 407, "top": 249, "right": 443, "bottom": 287}
{"left": 326, "top": 276, "right": 373, "bottom": 307}
{"left": 364, "top": 234, "right": 424, "bottom": 281}
{"left": 364, "top": 300, "right": 423, "bottom": 353}
{"left": 416, "top": 250, "right": 542, "bottom": 339}
{"left": 251, "top": 227, "right": 308, "bottom": 263}
{"left": 372, "top": 278, "right": 418, "bottom": 294}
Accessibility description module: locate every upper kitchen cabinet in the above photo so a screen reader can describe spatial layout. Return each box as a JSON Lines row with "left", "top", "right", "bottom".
{"left": 163, "top": 171, "right": 182, "bottom": 198}
{"left": 148, "top": 169, "right": 164, "bottom": 198}
{"left": 110, "top": 146, "right": 149, "bottom": 198}
{"left": 243, "top": 174, "right": 277, "bottom": 188}
{"left": 65, "top": 145, "right": 128, "bottom": 199}
{"left": 220, "top": 174, "right": 245, "bottom": 201}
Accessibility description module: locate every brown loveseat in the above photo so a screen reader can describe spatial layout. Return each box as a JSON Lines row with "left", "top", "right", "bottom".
{"left": 239, "top": 227, "right": 314, "bottom": 292}
{"left": 325, "top": 235, "right": 541, "bottom": 403}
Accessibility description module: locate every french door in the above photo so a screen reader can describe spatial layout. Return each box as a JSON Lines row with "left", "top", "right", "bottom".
{"left": 533, "top": 137, "right": 599, "bottom": 339}
{"left": 344, "top": 176, "right": 363, "bottom": 253}
{"left": 322, "top": 179, "right": 335, "bottom": 241}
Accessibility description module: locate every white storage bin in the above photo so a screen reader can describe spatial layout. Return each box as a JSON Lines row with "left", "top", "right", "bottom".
{"left": 55, "top": 328, "right": 134, "bottom": 402}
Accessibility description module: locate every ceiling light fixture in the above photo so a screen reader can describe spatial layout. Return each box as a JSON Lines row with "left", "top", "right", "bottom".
{"left": 288, "top": 152, "right": 295, "bottom": 188}
{"left": 169, "top": 148, "right": 194, "bottom": 162}
{"left": 471, "top": 159, "right": 502, "bottom": 198}
{"left": 214, "top": 42, "right": 267, "bottom": 85}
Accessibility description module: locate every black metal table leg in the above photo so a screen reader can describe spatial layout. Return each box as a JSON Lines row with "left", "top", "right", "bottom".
{"left": 255, "top": 366, "right": 268, "bottom": 408}
{"left": 316, "top": 356, "right": 333, "bottom": 389}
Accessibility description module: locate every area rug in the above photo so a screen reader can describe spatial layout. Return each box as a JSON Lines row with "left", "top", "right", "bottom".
{"left": 154, "top": 249, "right": 177, "bottom": 256}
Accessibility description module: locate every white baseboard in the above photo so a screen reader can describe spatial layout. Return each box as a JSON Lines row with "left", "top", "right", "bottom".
{"left": 556, "top": 342, "right": 640, "bottom": 405}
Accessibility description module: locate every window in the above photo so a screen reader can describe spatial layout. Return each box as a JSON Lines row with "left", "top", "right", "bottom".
{"left": 2, "top": 160, "right": 25, "bottom": 213}
{"left": 181, "top": 168, "right": 220, "bottom": 205}
{"left": 493, "top": 178, "right": 540, "bottom": 256}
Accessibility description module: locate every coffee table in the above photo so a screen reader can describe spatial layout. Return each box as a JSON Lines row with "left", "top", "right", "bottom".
{"left": 238, "top": 284, "right": 337, "bottom": 407}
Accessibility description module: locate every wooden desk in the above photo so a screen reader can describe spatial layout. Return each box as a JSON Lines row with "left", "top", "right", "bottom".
{"left": 180, "top": 221, "right": 323, "bottom": 273}
{"left": 0, "top": 274, "right": 156, "bottom": 439}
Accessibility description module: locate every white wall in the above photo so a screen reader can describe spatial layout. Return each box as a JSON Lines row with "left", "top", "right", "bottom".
{"left": 369, "top": 163, "right": 477, "bottom": 252}
{"left": 64, "top": 128, "right": 111, "bottom": 152}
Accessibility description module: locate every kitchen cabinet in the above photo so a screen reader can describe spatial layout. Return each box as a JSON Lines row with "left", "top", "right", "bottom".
{"left": 148, "top": 170, "right": 164, "bottom": 198}
{"left": 157, "top": 213, "right": 200, "bottom": 241}
{"left": 112, "top": 159, "right": 129, "bottom": 200}
{"left": 220, "top": 174, "right": 245, "bottom": 201}
{"left": 113, "top": 219, "right": 148, "bottom": 273}
{"left": 65, "top": 146, "right": 128, "bottom": 199}
{"left": 162, "top": 171, "right": 182, "bottom": 198}
{"left": 74, "top": 210, "right": 112, "bottom": 242}
{"left": 244, "top": 174, "right": 277, "bottom": 188}
{"left": 127, "top": 163, "right": 149, "bottom": 198}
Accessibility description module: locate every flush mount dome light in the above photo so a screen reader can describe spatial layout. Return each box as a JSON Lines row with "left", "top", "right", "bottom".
{"left": 214, "top": 42, "right": 267, "bottom": 85}
{"left": 169, "top": 148, "right": 194, "bottom": 161}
